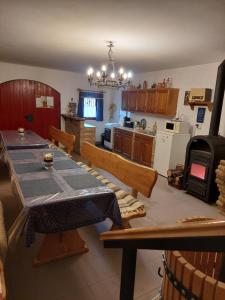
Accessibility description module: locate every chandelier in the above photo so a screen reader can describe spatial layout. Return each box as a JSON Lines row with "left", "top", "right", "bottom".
{"left": 87, "top": 41, "right": 132, "bottom": 89}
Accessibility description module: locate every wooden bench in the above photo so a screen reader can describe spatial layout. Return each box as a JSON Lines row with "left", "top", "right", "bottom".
{"left": 49, "top": 125, "right": 76, "bottom": 155}
{"left": 80, "top": 142, "right": 158, "bottom": 226}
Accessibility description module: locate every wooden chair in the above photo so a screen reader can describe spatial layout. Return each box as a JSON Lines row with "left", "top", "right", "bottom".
{"left": 49, "top": 125, "right": 75, "bottom": 155}
{"left": 0, "top": 196, "right": 28, "bottom": 298}
{"left": 80, "top": 142, "right": 158, "bottom": 226}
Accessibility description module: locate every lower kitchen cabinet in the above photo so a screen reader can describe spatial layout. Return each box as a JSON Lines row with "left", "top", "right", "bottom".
{"left": 113, "top": 128, "right": 154, "bottom": 166}
{"left": 113, "top": 128, "right": 132, "bottom": 158}
{"left": 113, "top": 130, "right": 123, "bottom": 154}
{"left": 133, "top": 134, "right": 153, "bottom": 166}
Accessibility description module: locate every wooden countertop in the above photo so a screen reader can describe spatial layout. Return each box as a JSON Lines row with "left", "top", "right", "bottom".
{"left": 61, "top": 114, "right": 85, "bottom": 121}
{"left": 117, "top": 126, "right": 156, "bottom": 138}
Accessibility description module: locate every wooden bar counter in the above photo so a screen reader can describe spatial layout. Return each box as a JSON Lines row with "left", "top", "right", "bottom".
{"left": 62, "top": 114, "right": 96, "bottom": 154}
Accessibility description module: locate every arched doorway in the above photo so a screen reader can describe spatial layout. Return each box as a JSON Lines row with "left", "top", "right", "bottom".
{"left": 0, "top": 79, "right": 61, "bottom": 138}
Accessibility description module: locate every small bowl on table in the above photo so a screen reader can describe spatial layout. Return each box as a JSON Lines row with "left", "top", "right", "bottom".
{"left": 43, "top": 152, "right": 54, "bottom": 170}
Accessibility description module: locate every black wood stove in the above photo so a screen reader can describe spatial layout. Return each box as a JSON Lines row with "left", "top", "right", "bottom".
{"left": 183, "top": 60, "right": 225, "bottom": 203}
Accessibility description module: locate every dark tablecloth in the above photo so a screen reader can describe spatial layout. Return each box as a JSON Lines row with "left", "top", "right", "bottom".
{"left": 0, "top": 130, "right": 49, "bottom": 150}
{"left": 7, "top": 149, "right": 122, "bottom": 246}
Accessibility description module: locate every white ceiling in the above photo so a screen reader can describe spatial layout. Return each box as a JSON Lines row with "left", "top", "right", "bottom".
{"left": 0, "top": 0, "right": 225, "bottom": 73}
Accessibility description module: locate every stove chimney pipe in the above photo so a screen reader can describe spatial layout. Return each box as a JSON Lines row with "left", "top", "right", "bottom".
{"left": 209, "top": 60, "right": 225, "bottom": 136}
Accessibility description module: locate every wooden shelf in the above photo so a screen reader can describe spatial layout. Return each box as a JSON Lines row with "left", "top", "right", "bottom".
{"left": 186, "top": 101, "right": 213, "bottom": 111}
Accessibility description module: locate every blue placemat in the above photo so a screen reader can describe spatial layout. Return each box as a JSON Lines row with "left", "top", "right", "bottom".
{"left": 9, "top": 152, "right": 35, "bottom": 160}
{"left": 53, "top": 160, "right": 80, "bottom": 170}
{"left": 20, "top": 178, "right": 63, "bottom": 199}
{"left": 14, "top": 162, "right": 44, "bottom": 174}
{"left": 63, "top": 174, "right": 105, "bottom": 190}
{"left": 51, "top": 150, "right": 67, "bottom": 157}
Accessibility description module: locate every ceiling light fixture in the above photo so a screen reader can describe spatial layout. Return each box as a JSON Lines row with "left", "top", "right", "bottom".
{"left": 87, "top": 41, "right": 132, "bottom": 89}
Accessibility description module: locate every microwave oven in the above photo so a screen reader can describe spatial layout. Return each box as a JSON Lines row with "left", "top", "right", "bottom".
{"left": 165, "top": 120, "right": 189, "bottom": 134}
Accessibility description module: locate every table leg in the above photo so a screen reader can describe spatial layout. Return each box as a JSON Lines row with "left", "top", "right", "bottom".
{"left": 33, "top": 229, "right": 88, "bottom": 267}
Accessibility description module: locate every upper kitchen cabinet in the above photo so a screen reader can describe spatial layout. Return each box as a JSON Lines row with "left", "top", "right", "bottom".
{"left": 145, "top": 89, "right": 156, "bottom": 113}
{"left": 136, "top": 90, "right": 147, "bottom": 112}
{"left": 127, "top": 90, "right": 137, "bottom": 111}
{"left": 122, "top": 88, "right": 179, "bottom": 117}
{"left": 154, "top": 88, "right": 179, "bottom": 116}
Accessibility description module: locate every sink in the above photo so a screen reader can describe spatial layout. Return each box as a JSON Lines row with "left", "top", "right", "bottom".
{"left": 135, "top": 129, "right": 156, "bottom": 136}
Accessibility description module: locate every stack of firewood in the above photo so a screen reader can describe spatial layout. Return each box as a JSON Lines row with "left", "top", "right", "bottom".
{"left": 167, "top": 164, "right": 184, "bottom": 189}
{"left": 215, "top": 160, "right": 225, "bottom": 210}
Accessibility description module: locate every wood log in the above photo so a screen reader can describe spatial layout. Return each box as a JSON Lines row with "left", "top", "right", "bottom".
{"left": 219, "top": 160, "right": 225, "bottom": 166}
{"left": 175, "top": 164, "right": 184, "bottom": 171}
{"left": 215, "top": 170, "right": 225, "bottom": 179}
{"left": 167, "top": 170, "right": 183, "bottom": 177}
{"left": 215, "top": 174, "right": 225, "bottom": 182}
{"left": 218, "top": 165, "right": 225, "bottom": 172}
{"left": 215, "top": 178, "right": 225, "bottom": 186}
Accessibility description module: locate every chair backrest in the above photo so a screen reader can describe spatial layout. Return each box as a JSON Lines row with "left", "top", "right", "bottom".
{"left": 49, "top": 126, "right": 75, "bottom": 155}
{"left": 0, "top": 202, "right": 7, "bottom": 263}
{"left": 80, "top": 142, "right": 158, "bottom": 198}
{"left": 0, "top": 202, "right": 7, "bottom": 300}
{"left": 0, "top": 259, "right": 6, "bottom": 300}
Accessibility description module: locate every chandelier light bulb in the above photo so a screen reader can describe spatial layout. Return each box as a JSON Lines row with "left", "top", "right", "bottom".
{"left": 96, "top": 71, "right": 101, "bottom": 78}
{"left": 111, "top": 72, "right": 115, "bottom": 79}
{"left": 128, "top": 71, "right": 132, "bottom": 78}
{"left": 101, "top": 65, "right": 107, "bottom": 72}
{"left": 87, "top": 67, "right": 94, "bottom": 76}
{"left": 119, "top": 68, "right": 124, "bottom": 75}
{"left": 123, "top": 73, "right": 128, "bottom": 80}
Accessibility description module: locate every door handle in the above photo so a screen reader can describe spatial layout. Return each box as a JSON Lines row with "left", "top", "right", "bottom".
{"left": 24, "top": 114, "right": 33, "bottom": 122}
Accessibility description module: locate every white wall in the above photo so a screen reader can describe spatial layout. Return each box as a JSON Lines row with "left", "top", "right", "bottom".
{"left": 0, "top": 61, "right": 113, "bottom": 141}
{"left": 113, "top": 62, "right": 225, "bottom": 137}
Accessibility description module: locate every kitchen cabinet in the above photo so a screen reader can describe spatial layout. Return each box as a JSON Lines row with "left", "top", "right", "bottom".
{"left": 127, "top": 91, "right": 137, "bottom": 112}
{"left": 113, "top": 129, "right": 123, "bottom": 154}
{"left": 136, "top": 90, "right": 147, "bottom": 112}
{"left": 145, "top": 89, "right": 156, "bottom": 113}
{"left": 113, "top": 128, "right": 132, "bottom": 158}
{"left": 133, "top": 133, "right": 153, "bottom": 166}
{"left": 121, "top": 130, "right": 133, "bottom": 158}
{"left": 122, "top": 88, "right": 179, "bottom": 117}
{"left": 113, "top": 128, "right": 154, "bottom": 167}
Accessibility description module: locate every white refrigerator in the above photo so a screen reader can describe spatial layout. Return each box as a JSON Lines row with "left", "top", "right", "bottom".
{"left": 153, "top": 131, "right": 190, "bottom": 177}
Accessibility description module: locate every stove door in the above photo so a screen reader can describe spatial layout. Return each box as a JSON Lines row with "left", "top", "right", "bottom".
{"left": 104, "top": 128, "right": 111, "bottom": 142}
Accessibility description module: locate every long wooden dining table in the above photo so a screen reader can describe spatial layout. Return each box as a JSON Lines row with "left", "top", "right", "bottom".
{"left": 0, "top": 130, "right": 49, "bottom": 150}
{"left": 5, "top": 147, "right": 122, "bottom": 265}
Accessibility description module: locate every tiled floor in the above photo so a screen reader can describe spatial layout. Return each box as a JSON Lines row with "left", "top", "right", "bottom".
{"left": 0, "top": 158, "right": 224, "bottom": 300}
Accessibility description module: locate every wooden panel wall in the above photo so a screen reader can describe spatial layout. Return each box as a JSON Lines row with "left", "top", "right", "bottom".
{"left": 0, "top": 80, "right": 61, "bottom": 138}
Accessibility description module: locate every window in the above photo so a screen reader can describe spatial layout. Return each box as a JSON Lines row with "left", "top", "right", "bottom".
{"left": 77, "top": 90, "right": 104, "bottom": 121}
{"left": 83, "top": 97, "right": 96, "bottom": 119}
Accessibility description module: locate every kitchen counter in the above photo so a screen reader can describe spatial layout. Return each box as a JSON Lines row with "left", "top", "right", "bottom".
{"left": 62, "top": 114, "right": 96, "bottom": 153}
{"left": 84, "top": 123, "right": 96, "bottom": 128}
{"left": 118, "top": 126, "right": 156, "bottom": 138}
